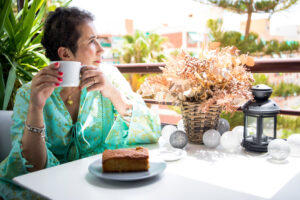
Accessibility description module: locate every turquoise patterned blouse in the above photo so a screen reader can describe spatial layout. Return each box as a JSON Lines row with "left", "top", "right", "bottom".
{"left": 0, "top": 64, "right": 161, "bottom": 199}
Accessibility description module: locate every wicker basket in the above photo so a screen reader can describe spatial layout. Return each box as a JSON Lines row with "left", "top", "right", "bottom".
{"left": 181, "top": 102, "right": 221, "bottom": 144}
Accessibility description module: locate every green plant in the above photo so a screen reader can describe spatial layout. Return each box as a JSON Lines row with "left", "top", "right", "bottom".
{"left": 0, "top": 0, "right": 49, "bottom": 110}
{"left": 265, "top": 39, "right": 280, "bottom": 55}
{"left": 221, "top": 111, "right": 244, "bottom": 130}
{"left": 47, "top": 0, "right": 71, "bottom": 12}
{"left": 278, "top": 116, "right": 300, "bottom": 139}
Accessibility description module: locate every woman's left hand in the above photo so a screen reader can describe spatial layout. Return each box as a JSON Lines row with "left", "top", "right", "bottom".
{"left": 80, "top": 66, "right": 116, "bottom": 98}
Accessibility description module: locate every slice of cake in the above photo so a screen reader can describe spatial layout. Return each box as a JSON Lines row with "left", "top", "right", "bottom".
{"left": 102, "top": 147, "right": 149, "bottom": 172}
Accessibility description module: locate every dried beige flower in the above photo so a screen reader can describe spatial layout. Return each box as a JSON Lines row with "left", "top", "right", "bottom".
{"left": 138, "top": 47, "right": 254, "bottom": 112}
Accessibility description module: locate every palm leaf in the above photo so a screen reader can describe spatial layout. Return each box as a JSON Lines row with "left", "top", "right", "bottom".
{"left": 62, "top": 0, "right": 72, "bottom": 7}
{"left": 22, "top": 44, "right": 43, "bottom": 53}
{"left": 23, "top": 0, "right": 29, "bottom": 19}
{"left": 17, "top": 0, "right": 46, "bottom": 51}
{"left": 31, "top": 31, "right": 43, "bottom": 44}
{"left": 19, "top": 63, "right": 39, "bottom": 71}
{"left": 15, "top": 0, "right": 28, "bottom": 32}
{"left": 7, "top": 1, "right": 17, "bottom": 28}
{"left": 4, "top": 7, "right": 16, "bottom": 48}
{"left": 2, "top": 65, "right": 16, "bottom": 110}
{"left": 31, "top": 51, "right": 49, "bottom": 64}
{"left": 26, "top": 23, "right": 44, "bottom": 46}
{"left": 0, "top": 63, "right": 5, "bottom": 107}
{"left": 0, "top": 0, "right": 11, "bottom": 33}
{"left": 30, "top": 3, "right": 46, "bottom": 35}
{"left": 15, "top": 63, "right": 34, "bottom": 80}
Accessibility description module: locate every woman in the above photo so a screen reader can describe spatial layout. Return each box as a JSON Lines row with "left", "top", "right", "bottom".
{"left": 0, "top": 7, "right": 161, "bottom": 199}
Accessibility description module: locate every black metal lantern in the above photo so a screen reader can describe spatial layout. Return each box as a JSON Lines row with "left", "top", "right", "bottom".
{"left": 242, "top": 84, "right": 280, "bottom": 152}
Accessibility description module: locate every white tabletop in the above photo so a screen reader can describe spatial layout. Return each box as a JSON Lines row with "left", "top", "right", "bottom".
{"left": 13, "top": 141, "right": 300, "bottom": 200}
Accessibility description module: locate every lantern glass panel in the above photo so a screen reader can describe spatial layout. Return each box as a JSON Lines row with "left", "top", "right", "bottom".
{"left": 246, "top": 115, "right": 257, "bottom": 136}
{"left": 262, "top": 117, "right": 274, "bottom": 137}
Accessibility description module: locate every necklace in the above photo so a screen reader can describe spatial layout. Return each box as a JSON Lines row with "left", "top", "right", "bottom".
{"left": 62, "top": 88, "right": 80, "bottom": 106}
{"left": 66, "top": 95, "right": 73, "bottom": 105}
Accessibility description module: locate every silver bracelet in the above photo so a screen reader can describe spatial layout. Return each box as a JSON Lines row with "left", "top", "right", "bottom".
{"left": 25, "top": 123, "right": 45, "bottom": 138}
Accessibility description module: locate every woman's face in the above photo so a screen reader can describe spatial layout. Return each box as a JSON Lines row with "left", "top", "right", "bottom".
{"left": 71, "top": 21, "right": 104, "bottom": 67}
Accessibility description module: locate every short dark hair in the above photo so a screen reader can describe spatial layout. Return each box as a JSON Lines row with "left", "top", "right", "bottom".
{"left": 41, "top": 7, "right": 94, "bottom": 61}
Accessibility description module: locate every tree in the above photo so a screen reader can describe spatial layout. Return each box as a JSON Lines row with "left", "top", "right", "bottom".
{"left": 206, "top": 19, "right": 264, "bottom": 54}
{"left": 206, "top": 18, "right": 299, "bottom": 55}
{"left": 206, "top": 19, "right": 223, "bottom": 41}
{"left": 113, "top": 30, "right": 167, "bottom": 91}
{"left": 118, "top": 30, "right": 167, "bottom": 64}
{"left": 195, "top": 0, "right": 299, "bottom": 37}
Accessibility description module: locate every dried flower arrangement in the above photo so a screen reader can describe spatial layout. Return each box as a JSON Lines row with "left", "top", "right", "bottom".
{"left": 138, "top": 47, "right": 255, "bottom": 112}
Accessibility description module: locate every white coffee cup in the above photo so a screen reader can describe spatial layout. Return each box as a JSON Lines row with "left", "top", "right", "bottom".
{"left": 51, "top": 61, "right": 82, "bottom": 87}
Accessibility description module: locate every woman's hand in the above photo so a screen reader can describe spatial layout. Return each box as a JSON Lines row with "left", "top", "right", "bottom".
{"left": 80, "top": 66, "right": 116, "bottom": 98}
{"left": 29, "top": 62, "right": 63, "bottom": 110}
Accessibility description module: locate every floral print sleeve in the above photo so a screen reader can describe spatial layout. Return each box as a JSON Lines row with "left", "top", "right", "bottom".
{"left": 102, "top": 64, "right": 161, "bottom": 146}
{"left": 0, "top": 85, "right": 59, "bottom": 180}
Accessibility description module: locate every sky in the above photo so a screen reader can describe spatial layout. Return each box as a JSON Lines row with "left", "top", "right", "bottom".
{"left": 70, "top": 0, "right": 300, "bottom": 35}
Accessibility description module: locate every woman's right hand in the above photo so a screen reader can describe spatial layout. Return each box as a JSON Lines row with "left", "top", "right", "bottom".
{"left": 29, "top": 62, "right": 63, "bottom": 110}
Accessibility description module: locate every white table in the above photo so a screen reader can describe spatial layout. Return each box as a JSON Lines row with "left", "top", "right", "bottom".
{"left": 13, "top": 142, "right": 300, "bottom": 200}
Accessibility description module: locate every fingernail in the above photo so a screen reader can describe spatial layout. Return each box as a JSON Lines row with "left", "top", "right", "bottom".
{"left": 58, "top": 71, "right": 63, "bottom": 76}
{"left": 54, "top": 62, "right": 59, "bottom": 67}
{"left": 58, "top": 78, "right": 63, "bottom": 81}
{"left": 78, "top": 86, "right": 81, "bottom": 90}
{"left": 55, "top": 83, "right": 60, "bottom": 86}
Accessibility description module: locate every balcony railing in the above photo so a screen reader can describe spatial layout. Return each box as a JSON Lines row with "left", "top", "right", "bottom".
{"left": 115, "top": 58, "right": 300, "bottom": 116}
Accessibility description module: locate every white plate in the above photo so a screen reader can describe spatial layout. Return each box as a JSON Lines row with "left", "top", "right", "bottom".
{"left": 158, "top": 147, "right": 187, "bottom": 162}
{"left": 88, "top": 159, "right": 166, "bottom": 181}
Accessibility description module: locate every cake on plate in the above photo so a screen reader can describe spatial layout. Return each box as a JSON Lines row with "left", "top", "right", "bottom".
{"left": 102, "top": 147, "right": 149, "bottom": 172}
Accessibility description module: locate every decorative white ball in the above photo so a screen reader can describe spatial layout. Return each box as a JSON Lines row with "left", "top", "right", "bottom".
{"left": 232, "top": 126, "right": 244, "bottom": 144}
{"left": 177, "top": 119, "right": 185, "bottom": 131}
{"left": 268, "top": 139, "right": 290, "bottom": 161}
{"left": 220, "top": 131, "right": 240, "bottom": 152}
{"left": 217, "top": 118, "right": 230, "bottom": 135}
{"left": 203, "top": 129, "right": 221, "bottom": 148}
{"left": 161, "top": 125, "right": 177, "bottom": 141}
{"left": 287, "top": 134, "right": 300, "bottom": 157}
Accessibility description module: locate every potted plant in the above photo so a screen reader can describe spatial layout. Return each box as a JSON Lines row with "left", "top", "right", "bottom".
{"left": 0, "top": 0, "right": 48, "bottom": 160}
{"left": 138, "top": 47, "right": 255, "bottom": 143}
{"left": 0, "top": 0, "right": 48, "bottom": 111}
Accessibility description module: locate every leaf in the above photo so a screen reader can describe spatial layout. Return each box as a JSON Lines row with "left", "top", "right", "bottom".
{"left": 15, "top": 0, "right": 28, "bottom": 31}
{"left": 0, "top": 63, "right": 5, "bottom": 107}
{"left": 3, "top": 64, "right": 16, "bottom": 110}
{"left": 25, "top": 23, "right": 44, "bottom": 46}
{"left": 22, "top": 43, "right": 43, "bottom": 53}
{"left": 4, "top": 7, "right": 16, "bottom": 47}
{"left": 0, "top": 0, "right": 11, "bottom": 33}
{"left": 31, "top": 3, "right": 46, "bottom": 33}
{"left": 15, "top": 63, "right": 34, "bottom": 80}
{"left": 31, "top": 31, "right": 43, "bottom": 44}
{"left": 62, "top": 0, "right": 72, "bottom": 7}
{"left": 17, "top": 0, "right": 46, "bottom": 51}
{"left": 31, "top": 51, "right": 49, "bottom": 65}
